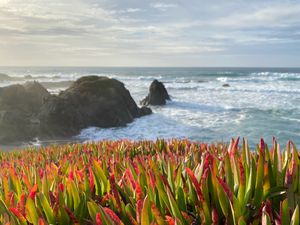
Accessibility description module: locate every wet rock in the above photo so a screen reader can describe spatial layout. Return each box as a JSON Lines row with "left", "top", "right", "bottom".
{"left": 141, "top": 79, "right": 170, "bottom": 106}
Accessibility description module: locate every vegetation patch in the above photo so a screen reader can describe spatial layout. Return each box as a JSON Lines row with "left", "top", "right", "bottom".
{"left": 0, "top": 138, "right": 299, "bottom": 224}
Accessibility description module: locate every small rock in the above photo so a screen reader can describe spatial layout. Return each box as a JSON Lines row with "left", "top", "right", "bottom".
{"left": 139, "top": 106, "right": 152, "bottom": 116}
{"left": 141, "top": 79, "right": 170, "bottom": 106}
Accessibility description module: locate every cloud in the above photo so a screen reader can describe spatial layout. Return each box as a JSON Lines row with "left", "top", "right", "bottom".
{"left": 151, "top": 2, "right": 178, "bottom": 11}
{"left": 124, "top": 8, "right": 142, "bottom": 13}
{"left": 0, "top": 0, "right": 299, "bottom": 66}
{"left": 214, "top": 4, "right": 300, "bottom": 29}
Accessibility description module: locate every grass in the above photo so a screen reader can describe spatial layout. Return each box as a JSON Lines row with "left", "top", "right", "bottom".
{"left": 0, "top": 138, "right": 299, "bottom": 224}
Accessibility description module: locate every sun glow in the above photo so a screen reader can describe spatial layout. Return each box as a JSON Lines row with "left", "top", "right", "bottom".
{"left": 0, "top": 0, "right": 9, "bottom": 5}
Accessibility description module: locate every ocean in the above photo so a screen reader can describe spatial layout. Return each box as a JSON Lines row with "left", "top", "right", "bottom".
{"left": 0, "top": 67, "right": 299, "bottom": 148}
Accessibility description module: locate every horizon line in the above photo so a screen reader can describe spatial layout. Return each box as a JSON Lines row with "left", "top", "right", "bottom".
{"left": 1, "top": 65, "right": 300, "bottom": 69}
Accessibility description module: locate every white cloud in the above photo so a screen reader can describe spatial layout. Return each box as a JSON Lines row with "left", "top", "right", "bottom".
{"left": 151, "top": 2, "right": 178, "bottom": 11}
{"left": 214, "top": 4, "right": 300, "bottom": 28}
{"left": 125, "top": 8, "right": 142, "bottom": 13}
{"left": 0, "top": 0, "right": 299, "bottom": 66}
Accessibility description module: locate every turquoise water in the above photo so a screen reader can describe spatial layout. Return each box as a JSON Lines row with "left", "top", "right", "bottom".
{"left": 1, "top": 67, "right": 299, "bottom": 147}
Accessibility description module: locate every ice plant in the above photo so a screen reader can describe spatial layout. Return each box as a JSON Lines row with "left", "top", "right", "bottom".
{"left": 0, "top": 138, "right": 299, "bottom": 224}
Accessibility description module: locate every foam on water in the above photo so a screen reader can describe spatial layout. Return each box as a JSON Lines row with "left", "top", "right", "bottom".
{"left": 1, "top": 67, "right": 300, "bottom": 147}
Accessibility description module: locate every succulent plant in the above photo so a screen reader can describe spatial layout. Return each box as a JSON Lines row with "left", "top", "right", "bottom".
{"left": 0, "top": 138, "right": 299, "bottom": 224}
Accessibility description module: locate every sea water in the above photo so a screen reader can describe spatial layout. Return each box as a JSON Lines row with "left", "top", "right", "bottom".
{"left": 0, "top": 67, "right": 299, "bottom": 147}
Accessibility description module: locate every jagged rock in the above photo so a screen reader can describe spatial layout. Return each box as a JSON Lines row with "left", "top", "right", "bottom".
{"left": 141, "top": 79, "right": 170, "bottom": 106}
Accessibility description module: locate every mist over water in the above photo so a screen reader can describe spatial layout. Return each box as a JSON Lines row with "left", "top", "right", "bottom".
{"left": 1, "top": 67, "right": 299, "bottom": 147}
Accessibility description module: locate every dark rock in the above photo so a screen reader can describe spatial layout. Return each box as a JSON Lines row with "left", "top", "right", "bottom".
{"left": 0, "top": 76, "right": 152, "bottom": 143}
{"left": 139, "top": 106, "right": 152, "bottom": 116}
{"left": 24, "top": 75, "right": 33, "bottom": 79}
{"left": 0, "top": 82, "right": 50, "bottom": 113}
{"left": 24, "top": 81, "right": 51, "bottom": 109}
{"left": 141, "top": 79, "right": 170, "bottom": 106}
{"left": 38, "top": 76, "right": 152, "bottom": 138}
{"left": 222, "top": 83, "right": 230, "bottom": 87}
{"left": 0, "top": 82, "right": 50, "bottom": 143}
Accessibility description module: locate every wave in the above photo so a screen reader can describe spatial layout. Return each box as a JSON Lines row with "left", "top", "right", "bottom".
{"left": 0, "top": 73, "right": 66, "bottom": 82}
{"left": 24, "top": 75, "right": 62, "bottom": 80}
{"left": 198, "top": 72, "right": 245, "bottom": 77}
{"left": 0, "top": 73, "right": 21, "bottom": 81}
{"left": 40, "top": 81, "right": 73, "bottom": 89}
{"left": 216, "top": 72, "right": 300, "bottom": 83}
{"left": 216, "top": 77, "right": 228, "bottom": 82}
{"left": 205, "top": 86, "right": 300, "bottom": 95}
{"left": 165, "top": 82, "right": 203, "bottom": 91}
{"left": 137, "top": 75, "right": 163, "bottom": 81}
{"left": 77, "top": 113, "right": 195, "bottom": 141}
{"left": 167, "top": 100, "right": 227, "bottom": 113}
{"left": 250, "top": 72, "right": 300, "bottom": 81}
{"left": 281, "top": 117, "right": 300, "bottom": 123}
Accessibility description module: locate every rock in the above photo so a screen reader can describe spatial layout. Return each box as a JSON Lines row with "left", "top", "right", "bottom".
{"left": 0, "top": 76, "right": 152, "bottom": 143}
{"left": 139, "top": 106, "right": 152, "bottom": 116}
{"left": 24, "top": 75, "right": 33, "bottom": 79}
{"left": 38, "top": 76, "right": 152, "bottom": 138}
{"left": 141, "top": 79, "right": 170, "bottom": 106}
{"left": 222, "top": 83, "right": 230, "bottom": 87}
{"left": 0, "top": 73, "right": 14, "bottom": 81}
{"left": 0, "top": 82, "right": 50, "bottom": 143}
{"left": 0, "top": 82, "right": 50, "bottom": 113}
{"left": 24, "top": 81, "right": 51, "bottom": 109}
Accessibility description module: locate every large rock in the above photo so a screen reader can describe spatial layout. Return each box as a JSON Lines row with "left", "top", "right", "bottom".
{"left": 141, "top": 79, "right": 170, "bottom": 106}
{"left": 0, "top": 76, "right": 152, "bottom": 144}
{"left": 38, "top": 76, "right": 152, "bottom": 138}
{"left": 0, "top": 82, "right": 50, "bottom": 143}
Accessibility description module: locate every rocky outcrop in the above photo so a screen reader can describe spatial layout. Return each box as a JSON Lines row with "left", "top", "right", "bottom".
{"left": 141, "top": 79, "right": 170, "bottom": 106}
{"left": 39, "top": 76, "right": 152, "bottom": 138}
{"left": 0, "top": 76, "right": 152, "bottom": 143}
{"left": 0, "top": 82, "right": 50, "bottom": 143}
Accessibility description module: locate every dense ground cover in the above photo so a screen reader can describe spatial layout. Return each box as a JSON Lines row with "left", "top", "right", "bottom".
{"left": 0, "top": 138, "right": 299, "bottom": 225}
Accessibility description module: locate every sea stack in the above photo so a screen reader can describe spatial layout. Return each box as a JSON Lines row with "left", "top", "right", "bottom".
{"left": 141, "top": 79, "right": 170, "bottom": 106}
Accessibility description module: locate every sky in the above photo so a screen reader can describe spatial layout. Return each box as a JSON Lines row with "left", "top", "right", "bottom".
{"left": 0, "top": 0, "right": 300, "bottom": 67}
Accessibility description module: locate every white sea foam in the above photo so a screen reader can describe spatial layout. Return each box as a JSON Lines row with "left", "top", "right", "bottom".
{"left": 216, "top": 77, "right": 228, "bottom": 82}
{"left": 281, "top": 117, "right": 300, "bottom": 123}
